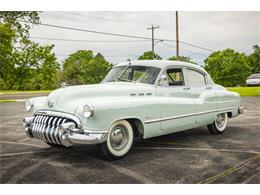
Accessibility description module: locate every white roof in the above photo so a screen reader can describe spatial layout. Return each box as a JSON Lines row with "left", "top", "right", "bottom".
{"left": 115, "top": 60, "right": 205, "bottom": 72}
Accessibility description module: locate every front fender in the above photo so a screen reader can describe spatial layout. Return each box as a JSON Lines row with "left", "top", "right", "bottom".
{"left": 29, "top": 96, "right": 48, "bottom": 114}
{"left": 74, "top": 97, "right": 161, "bottom": 133}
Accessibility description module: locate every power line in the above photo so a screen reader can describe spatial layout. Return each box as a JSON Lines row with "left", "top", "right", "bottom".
{"left": 178, "top": 40, "right": 214, "bottom": 52}
{"left": 30, "top": 36, "right": 150, "bottom": 43}
{"left": 65, "top": 12, "right": 150, "bottom": 26}
{"left": 25, "top": 21, "right": 152, "bottom": 40}
{"left": 23, "top": 20, "right": 215, "bottom": 52}
{"left": 65, "top": 12, "right": 218, "bottom": 50}
{"left": 160, "top": 42, "right": 209, "bottom": 57}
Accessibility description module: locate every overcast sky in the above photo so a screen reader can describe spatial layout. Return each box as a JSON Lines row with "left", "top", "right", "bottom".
{"left": 29, "top": 11, "right": 260, "bottom": 65}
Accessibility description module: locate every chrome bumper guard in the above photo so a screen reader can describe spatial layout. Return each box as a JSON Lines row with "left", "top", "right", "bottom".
{"left": 238, "top": 106, "right": 245, "bottom": 114}
{"left": 23, "top": 116, "right": 108, "bottom": 147}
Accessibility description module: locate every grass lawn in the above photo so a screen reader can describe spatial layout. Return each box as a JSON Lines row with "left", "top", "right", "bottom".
{"left": 0, "top": 99, "right": 16, "bottom": 102}
{"left": 0, "top": 90, "right": 52, "bottom": 95}
{"left": 227, "top": 87, "right": 260, "bottom": 96}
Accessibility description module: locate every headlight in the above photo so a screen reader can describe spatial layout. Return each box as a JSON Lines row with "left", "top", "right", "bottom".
{"left": 83, "top": 104, "right": 94, "bottom": 118}
{"left": 25, "top": 99, "right": 33, "bottom": 111}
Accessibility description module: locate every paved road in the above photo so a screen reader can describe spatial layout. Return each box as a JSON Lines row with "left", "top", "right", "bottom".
{"left": 0, "top": 97, "right": 259, "bottom": 183}
{"left": 0, "top": 93, "right": 49, "bottom": 100}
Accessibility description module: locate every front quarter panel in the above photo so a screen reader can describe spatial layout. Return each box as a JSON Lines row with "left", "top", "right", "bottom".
{"left": 29, "top": 96, "right": 48, "bottom": 114}
{"left": 74, "top": 97, "right": 162, "bottom": 136}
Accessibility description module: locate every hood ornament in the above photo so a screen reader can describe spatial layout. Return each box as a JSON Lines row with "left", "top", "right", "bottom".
{"left": 48, "top": 101, "right": 54, "bottom": 108}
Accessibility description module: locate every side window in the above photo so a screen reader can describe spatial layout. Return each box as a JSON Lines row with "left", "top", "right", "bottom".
{"left": 159, "top": 68, "right": 185, "bottom": 86}
{"left": 186, "top": 69, "right": 206, "bottom": 86}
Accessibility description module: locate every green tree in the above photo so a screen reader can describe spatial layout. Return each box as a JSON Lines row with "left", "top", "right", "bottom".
{"left": 248, "top": 45, "right": 260, "bottom": 73}
{"left": 62, "top": 50, "right": 110, "bottom": 85}
{"left": 0, "top": 11, "right": 40, "bottom": 39}
{"left": 168, "top": 56, "right": 196, "bottom": 64}
{"left": 14, "top": 42, "right": 60, "bottom": 90}
{"left": 0, "top": 23, "right": 16, "bottom": 89}
{"left": 138, "top": 51, "right": 162, "bottom": 60}
{"left": 204, "top": 49, "right": 251, "bottom": 87}
{"left": 0, "top": 11, "right": 60, "bottom": 90}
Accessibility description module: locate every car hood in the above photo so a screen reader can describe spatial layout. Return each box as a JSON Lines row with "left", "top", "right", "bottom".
{"left": 46, "top": 82, "right": 154, "bottom": 112}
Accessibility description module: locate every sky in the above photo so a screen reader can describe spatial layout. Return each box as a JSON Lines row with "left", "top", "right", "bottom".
{"left": 29, "top": 11, "right": 260, "bottom": 65}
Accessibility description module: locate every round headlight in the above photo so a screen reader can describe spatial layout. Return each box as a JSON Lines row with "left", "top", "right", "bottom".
{"left": 83, "top": 104, "right": 94, "bottom": 118}
{"left": 25, "top": 99, "right": 33, "bottom": 111}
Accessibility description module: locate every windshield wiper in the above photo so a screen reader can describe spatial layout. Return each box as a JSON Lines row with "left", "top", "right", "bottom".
{"left": 116, "top": 62, "right": 132, "bottom": 81}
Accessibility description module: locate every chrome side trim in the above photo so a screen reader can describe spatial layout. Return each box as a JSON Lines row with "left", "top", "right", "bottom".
{"left": 36, "top": 110, "right": 82, "bottom": 128}
{"left": 144, "top": 107, "right": 234, "bottom": 124}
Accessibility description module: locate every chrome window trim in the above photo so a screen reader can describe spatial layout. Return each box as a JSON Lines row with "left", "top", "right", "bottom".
{"left": 35, "top": 110, "right": 82, "bottom": 128}
{"left": 144, "top": 107, "right": 234, "bottom": 124}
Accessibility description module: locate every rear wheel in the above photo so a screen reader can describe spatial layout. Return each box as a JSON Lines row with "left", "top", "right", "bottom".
{"left": 100, "top": 120, "right": 134, "bottom": 160}
{"left": 207, "top": 113, "right": 228, "bottom": 134}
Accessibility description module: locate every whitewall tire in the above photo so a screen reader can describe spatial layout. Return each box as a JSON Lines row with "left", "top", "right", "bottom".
{"left": 100, "top": 120, "right": 134, "bottom": 160}
{"left": 207, "top": 113, "right": 228, "bottom": 134}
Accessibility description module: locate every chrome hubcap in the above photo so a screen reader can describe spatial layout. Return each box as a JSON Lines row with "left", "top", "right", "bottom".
{"left": 215, "top": 113, "right": 226, "bottom": 129}
{"left": 110, "top": 125, "right": 129, "bottom": 151}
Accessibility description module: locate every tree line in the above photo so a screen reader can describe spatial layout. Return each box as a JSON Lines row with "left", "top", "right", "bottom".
{"left": 0, "top": 12, "right": 259, "bottom": 90}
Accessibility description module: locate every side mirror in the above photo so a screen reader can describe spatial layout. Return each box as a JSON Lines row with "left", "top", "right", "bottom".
{"left": 158, "top": 74, "right": 167, "bottom": 82}
{"left": 61, "top": 82, "right": 69, "bottom": 88}
{"left": 157, "top": 75, "right": 168, "bottom": 86}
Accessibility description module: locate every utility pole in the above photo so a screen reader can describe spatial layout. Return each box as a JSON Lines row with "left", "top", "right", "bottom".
{"left": 147, "top": 25, "right": 159, "bottom": 59}
{"left": 175, "top": 11, "right": 179, "bottom": 59}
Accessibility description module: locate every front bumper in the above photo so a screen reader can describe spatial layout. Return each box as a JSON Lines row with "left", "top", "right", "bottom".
{"left": 238, "top": 106, "right": 245, "bottom": 114}
{"left": 23, "top": 116, "right": 108, "bottom": 147}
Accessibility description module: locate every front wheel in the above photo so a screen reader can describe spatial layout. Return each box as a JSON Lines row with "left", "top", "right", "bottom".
{"left": 100, "top": 120, "right": 134, "bottom": 160}
{"left": 207, "top": 113, "right": 228, "bottom": 134}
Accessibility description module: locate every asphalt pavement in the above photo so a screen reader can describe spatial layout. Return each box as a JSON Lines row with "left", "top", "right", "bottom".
{"left": 0, "top": 96, "right": 259, "bottom": 183}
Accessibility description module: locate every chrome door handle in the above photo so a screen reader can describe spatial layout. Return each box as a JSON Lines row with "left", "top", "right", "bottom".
{"left": 183, "top": 87, "right": 190, "bottom": 90}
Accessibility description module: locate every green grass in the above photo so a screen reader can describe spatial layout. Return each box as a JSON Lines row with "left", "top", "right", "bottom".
{"left": 0, "top": 99, "right": 16, "bottom": 103}
{"left": 0, "top": 90, "right": 52, "bottom": 95}
{"left": 227, "top": 87, "right": 260, "bottom": 96}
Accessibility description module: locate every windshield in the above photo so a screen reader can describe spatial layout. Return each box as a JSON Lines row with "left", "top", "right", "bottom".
{"left": 103, "top": 65, "right": 161, "bottom": 85}
{"left": 249, "top": 74, "right": 260, "bottom": 79}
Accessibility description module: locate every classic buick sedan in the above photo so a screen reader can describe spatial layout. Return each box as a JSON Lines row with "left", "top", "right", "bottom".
{"left": 23, "top": 60, "right": 244, "bottom": 160}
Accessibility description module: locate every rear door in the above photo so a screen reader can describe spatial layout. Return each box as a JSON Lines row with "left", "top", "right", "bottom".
{"left": 185, "top": 68, "right": 217, "bottom": 126}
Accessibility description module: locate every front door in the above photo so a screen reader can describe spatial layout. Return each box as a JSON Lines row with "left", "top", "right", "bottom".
{"left": 156, "top": 67, "right": 196, "bottom": 133}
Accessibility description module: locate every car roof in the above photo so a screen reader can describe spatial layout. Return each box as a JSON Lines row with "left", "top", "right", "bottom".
{"left": 115, "top": 60, "right": 205, "bottom": 72}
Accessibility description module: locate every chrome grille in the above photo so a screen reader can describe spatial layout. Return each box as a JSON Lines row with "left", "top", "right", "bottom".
{"left": 31, "top": 114, "right": 76, "bottom": 145}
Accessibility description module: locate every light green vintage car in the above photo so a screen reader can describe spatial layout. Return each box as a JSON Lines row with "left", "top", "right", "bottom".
{"left": 23, "top": 60, "right": 244, "bottom": 160}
